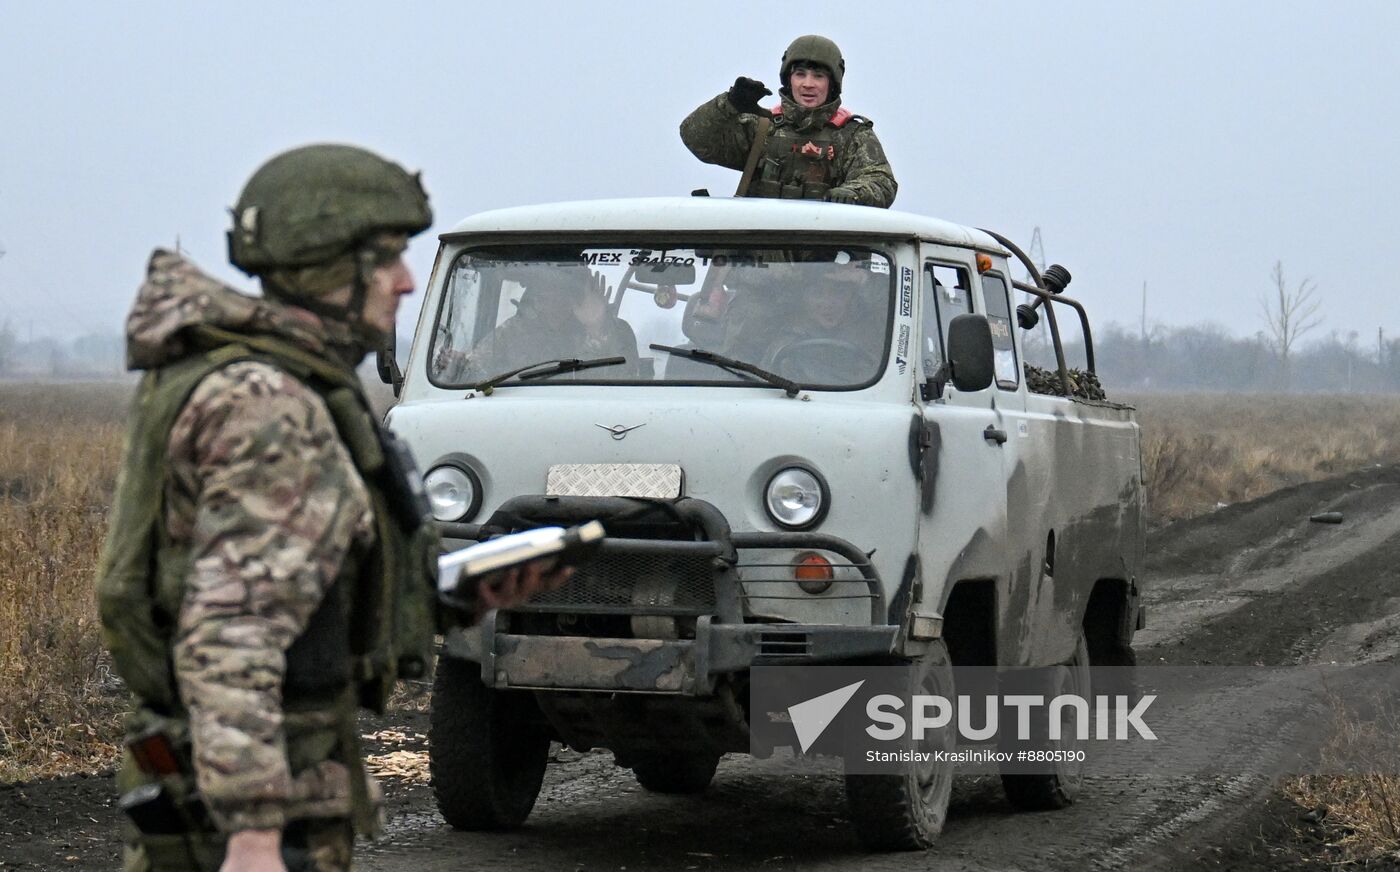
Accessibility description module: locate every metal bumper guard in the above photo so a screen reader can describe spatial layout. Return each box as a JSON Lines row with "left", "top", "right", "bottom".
{"left": 444, "top": 619, "right": 900, "bottom": 695}
{"left": 440, "top": 495, "right": 900, "bottom": 695}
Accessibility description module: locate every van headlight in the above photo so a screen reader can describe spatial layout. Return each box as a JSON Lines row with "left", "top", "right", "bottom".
{"left": 764, "top": 466, "right": 828, "bottom": 529}
{"left": 424, "top": 464, "right": 481, "bottom": 522}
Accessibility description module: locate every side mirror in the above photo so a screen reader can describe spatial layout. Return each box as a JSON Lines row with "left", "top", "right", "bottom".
{"left": 946, "top": 314, "right": 995, "bottom": 393}
{"left": 376, "top": 333, "right": 405, "bottom": 397}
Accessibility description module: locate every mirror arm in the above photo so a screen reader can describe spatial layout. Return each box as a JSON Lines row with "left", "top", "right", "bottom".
{"left": 922, "top": 361, "right": 951, "bottom": 402}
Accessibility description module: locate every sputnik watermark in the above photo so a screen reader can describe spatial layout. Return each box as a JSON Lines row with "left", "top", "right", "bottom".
{"left": 864, "top": 693, "right": 1157, "bottom": 742}
{"left": 779, "top": 679, "right": 1155, "bottom": 754}
{"left": 755, "top": 663, "right": 1400, "bottom": 777}
{"left": 751, "top": 665, "right": 1160, "bottom": 775}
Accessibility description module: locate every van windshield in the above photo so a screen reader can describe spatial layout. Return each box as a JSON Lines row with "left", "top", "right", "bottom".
{"left": 427, "top": 244, "right": 894, "bottom": 390}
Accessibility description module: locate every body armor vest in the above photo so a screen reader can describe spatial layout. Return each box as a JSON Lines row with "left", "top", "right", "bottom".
{"left": 97, "top": 325, "right": 439, "bottom": 848}
{"left": 751, "top": 106, "right": 855, "bottom": 200}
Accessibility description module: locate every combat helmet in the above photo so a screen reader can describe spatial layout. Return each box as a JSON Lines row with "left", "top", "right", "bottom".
{"left": 227, "top": 143, "right": 432, "bottom": 288}
{"left": 780, "top": 35, "right": 845, "bottom": 97}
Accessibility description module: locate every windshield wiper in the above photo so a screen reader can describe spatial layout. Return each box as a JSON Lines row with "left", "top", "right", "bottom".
{"left": 649, "top": 344, "right": 799, "bottom": 397}
{"left": 476, "top": 356, "right": 627, "bottom": 395}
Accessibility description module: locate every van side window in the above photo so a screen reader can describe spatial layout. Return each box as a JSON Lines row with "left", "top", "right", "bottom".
{"left": 921, "top": 263, "right": 974, "bottom": 377}
{"left": 981, "top": 272, "right": 1020, "bottom": 390}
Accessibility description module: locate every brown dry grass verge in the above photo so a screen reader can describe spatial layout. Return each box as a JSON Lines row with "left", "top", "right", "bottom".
{"left": 1285, "top": 697, "right": 1400, "bottom": 864}
{"left": 1130, "top": 393, "right": 1400, "bottom": 524}
{"left": 7, "top": 386, "right": 1400, "bottom": 782}
{"left": 0, "top": 382, "right": 132, "bottom": 781}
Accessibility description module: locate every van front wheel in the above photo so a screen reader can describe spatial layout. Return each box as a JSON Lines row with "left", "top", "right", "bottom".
{"left": 843, "top": 641, "right": 956, "bottom": 851}
{"left": 429, "top": 655, "right": 550, "bottom": 830}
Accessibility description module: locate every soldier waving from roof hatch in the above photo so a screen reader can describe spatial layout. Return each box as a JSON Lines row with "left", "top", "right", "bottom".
{"left": 680, "top": 34, "right": 897, "bottom": 208}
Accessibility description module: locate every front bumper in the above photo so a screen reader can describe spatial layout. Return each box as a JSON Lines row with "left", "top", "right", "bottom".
{"left": 444, "top": 618, "right": 901, "bottom": 695}
{"left": 440, "top": 495, "right": 901, "bottom": 695}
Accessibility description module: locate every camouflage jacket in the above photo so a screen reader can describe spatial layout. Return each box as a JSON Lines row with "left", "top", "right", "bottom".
{"left": 125, "top": 250, "right": 375, "bottom": 832}
{"left": 679, "top": 90, "right": 897, "bottom": 208}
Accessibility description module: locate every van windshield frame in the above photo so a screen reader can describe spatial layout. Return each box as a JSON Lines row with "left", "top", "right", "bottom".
{"left": 424, "top": 240, "right": 898, "bottom": 393}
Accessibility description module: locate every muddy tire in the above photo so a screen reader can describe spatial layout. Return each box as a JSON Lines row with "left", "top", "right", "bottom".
{"left": 429, "top": 655, "right": 550, "bottom": 830}
{"left": 631, "top": 752, "right": 721, "bottom": 794}
{"left": 1000, "top": 633, "right": 1090, "bottom": 811}
{"left": 843, "top": 641, "right": 956, "bottom": 851}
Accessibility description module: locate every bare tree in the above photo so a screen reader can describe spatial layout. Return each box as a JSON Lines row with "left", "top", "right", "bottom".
{"left": 1259, "top": 260, "right": 1322, "bottom": 388}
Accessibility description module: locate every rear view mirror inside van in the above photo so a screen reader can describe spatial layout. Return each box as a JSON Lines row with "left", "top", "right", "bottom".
{"left": 635, "top": 260, "right": 697, "bottom": 286}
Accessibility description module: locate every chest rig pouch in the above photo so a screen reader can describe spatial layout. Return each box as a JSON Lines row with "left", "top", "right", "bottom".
{"left": 752, "top": 122, "right": 841, "bottom": 200}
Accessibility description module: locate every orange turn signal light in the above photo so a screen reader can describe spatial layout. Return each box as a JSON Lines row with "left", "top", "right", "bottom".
{"left": 976, "top": 253, "right": 993, "bottom": 273}
{"left": 794, "top": 552, "right": 835, "bottom": 594}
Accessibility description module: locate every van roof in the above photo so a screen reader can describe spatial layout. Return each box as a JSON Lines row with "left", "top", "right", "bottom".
{"left": 443, "top": 197, "right": 1010, "bottom": 254}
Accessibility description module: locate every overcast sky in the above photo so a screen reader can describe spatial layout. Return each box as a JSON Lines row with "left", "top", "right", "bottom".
{"left": 2, "top": 0, "right": 1397, "bottom": 348}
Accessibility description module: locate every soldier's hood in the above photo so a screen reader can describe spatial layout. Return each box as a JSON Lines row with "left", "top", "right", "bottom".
{"left": 775, "top": 91, "right": 844, "bottom": 133}
{"left": 125, "top": 249, "right": 357, "bottom": 370}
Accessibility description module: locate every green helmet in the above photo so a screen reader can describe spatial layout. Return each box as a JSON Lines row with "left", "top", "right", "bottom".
{"left": 780, "top": 35, "right": 845, "bottom": 96}
{"left": 227, "top": 143, "right": 432, "bottom": 278}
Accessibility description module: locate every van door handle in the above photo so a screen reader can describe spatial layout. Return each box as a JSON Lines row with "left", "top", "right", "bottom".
{"left": 983, "top": 426, "right": 1008, "bottom": 445}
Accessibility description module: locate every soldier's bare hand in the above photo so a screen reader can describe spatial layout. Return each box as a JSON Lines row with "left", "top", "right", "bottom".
{"left": 222, "top": 829, "right": 285, "bottom": 872}
{"left": 477, "top": 559, "right": 574, "bottom": 616}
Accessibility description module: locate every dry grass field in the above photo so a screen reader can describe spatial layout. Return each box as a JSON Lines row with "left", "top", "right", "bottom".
{"left": 0, "top": 382, "right": 131, "bottom": 780}
{"left": 1129, "top": 393, "right": 1400, "bottom": 523}
{"left": 1285, "top": 698, "right": 1400, "bottom": 862}
{"left": 4, "top": 386, "right": 1400, "bottom": 784}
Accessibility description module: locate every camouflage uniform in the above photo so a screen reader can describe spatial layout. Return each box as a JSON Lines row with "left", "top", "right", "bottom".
{"left": 762, "top": 297, "right": 885, "bottom": 383}
{"left": 101, "top": 144, "right": 438, "bottom": 872}
{"left": 111, "top": 251, "right": 381, "bottom": 869}
{"left": 680, "top": 91, "right": 897, "bottom": 208}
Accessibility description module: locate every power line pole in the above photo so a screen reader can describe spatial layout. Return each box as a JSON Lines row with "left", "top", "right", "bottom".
{"left": 1140, "top": 281, "right": 1150, "bottom": 387}
{"left": 1141, "top": 281, "right": 1148, "bottom": 339}
{"left": 1026, "top": 226, "right": 1046, "bottom": 279}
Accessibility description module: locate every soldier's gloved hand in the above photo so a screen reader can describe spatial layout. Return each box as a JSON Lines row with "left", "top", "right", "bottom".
{"left": 727, "top": 77, "right": 772, "bottom": 114}
{"left": 826, "top": 187, "right": 860, "bottom": 204}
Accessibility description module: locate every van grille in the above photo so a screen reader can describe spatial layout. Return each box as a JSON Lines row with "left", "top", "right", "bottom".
{"left": 518, "top": 551, "right": 716, "bottom": 615}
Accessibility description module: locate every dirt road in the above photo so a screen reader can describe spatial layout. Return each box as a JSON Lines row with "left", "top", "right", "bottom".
{"left": 8, "top": 466, "right": 1400, "bottom": 870}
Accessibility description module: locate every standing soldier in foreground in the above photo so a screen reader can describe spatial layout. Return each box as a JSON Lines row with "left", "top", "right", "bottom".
{"left": 97, "top": 144, "right": 567, "bottom": 871}
{"left": 680, "top": 34, "right": 897, "bottom": 207}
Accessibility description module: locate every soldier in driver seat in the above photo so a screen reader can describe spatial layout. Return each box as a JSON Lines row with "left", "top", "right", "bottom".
{"left": 763, "top": 252, "right": 885, "bottom": 382}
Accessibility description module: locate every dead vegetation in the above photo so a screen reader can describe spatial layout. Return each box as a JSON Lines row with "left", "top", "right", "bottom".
{"left": 1285, "top": 696, "right": 1400, "bottom": 864}
{"left": 1130, "top": 393, "right": 1400, "bottom": 524}
{"left": 0, "top": 383, "right": 132, "bottom": 781}
{"left": 6, "top": 386, "right": 1400, "bottom": 783}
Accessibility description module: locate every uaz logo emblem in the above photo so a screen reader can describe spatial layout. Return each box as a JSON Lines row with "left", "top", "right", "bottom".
{"left": 596, "top": 423, "right": 646, "bottom": 441}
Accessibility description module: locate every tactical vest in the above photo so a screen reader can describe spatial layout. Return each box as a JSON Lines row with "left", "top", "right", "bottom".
{"left": 750, "top": 106, "right": 857, "bottom": 200}
{"left": 97, "top": 325, "right": 439, "bottom": 854}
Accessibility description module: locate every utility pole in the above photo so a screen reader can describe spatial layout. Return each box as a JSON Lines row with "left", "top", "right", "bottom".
{"left": 1141, "top": 281, "right": 1148, "bottom": 339}
{"left": 1141, "top": 281, "right": 1150, "bottom": 386}
{"left": 1380, "top": 326, "right": 1385, "bottom": 367}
